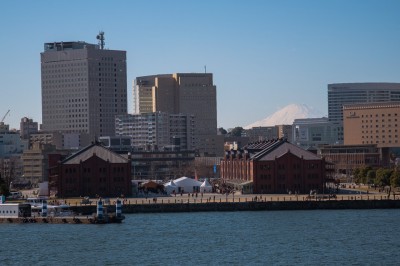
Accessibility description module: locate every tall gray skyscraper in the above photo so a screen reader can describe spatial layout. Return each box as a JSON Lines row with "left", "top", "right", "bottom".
{"left": 41, "top": 35, "right": 127, "bottom": 141}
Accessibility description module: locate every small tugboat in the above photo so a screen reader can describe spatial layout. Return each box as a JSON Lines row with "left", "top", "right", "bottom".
{"left": 0, "top": 198, "right": 125, "bottom": 224}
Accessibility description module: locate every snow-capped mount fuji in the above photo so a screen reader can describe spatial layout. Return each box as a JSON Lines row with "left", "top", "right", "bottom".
{"left": 244, "top": 103, "right": 325, "bottom": 129}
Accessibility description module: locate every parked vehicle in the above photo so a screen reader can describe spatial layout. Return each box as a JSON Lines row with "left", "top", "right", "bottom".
{"left": 8, "top": 191, "right": 22, "bottom": 199}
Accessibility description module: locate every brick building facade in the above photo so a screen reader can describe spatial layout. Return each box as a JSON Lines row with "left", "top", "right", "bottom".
{"left": 221, "top": 139, "right": 326, "bottom": 194}
{"left": 48, "top": 143, "right": 132, "bottom": 197}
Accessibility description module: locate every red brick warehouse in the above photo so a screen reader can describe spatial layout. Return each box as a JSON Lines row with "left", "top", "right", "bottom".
{"left": 48, "top": 142, "right": 132, "bottom": 198}
{"left": 221, "top": 138, "right": 326, "bottom": 194}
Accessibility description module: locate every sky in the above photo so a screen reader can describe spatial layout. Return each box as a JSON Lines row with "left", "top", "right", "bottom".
{"left": 1, "top": 0, "right": 400, "bottom": 130}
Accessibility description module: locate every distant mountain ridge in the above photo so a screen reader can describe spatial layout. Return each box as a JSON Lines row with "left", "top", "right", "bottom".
{"left": 244, "top": 104, "right": 324, "bottom": 129}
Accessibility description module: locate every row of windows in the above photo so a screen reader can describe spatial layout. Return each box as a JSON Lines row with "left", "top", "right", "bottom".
{"left": 362, "top": 129, "right": 397, "bottom": 133}
{"left": 99, "top": 62, "right": 117, "bottom": 66}
{"left": 69, "top": 98, "right": 87, "bottom": 103}
{"left": 44, "top": 62, "right": 87, "bottom": 68}
{"left": 260, "top": 184, "right": 272, "bottom": 190}
{"left": 65, "top": 177, "right": 77, "bottom": 184}
{"left": 64, "top": 176, "right": 124, "bottom": 184}
{"left": 362, "top": 124, "right": 398, "bottom": 128}
{"left": 259, "top": 173, "right": 319, "bottom": 180}
{"left": 362, "top": 135, "right": 398, "bottom": 139}
{"left": 361, "top": 113, "right": 398, "bottom": 118}
{"left": 69, "top": 109, "right": 88, "bottom": 114}
{"left": 259, "top": 163, "right": 318, "bottom": 170}
{"left": 259, "top": 184, "right": 303, "bottom": 191}
{"left": 68, "top": 120, "right": 88, "bottom": 125}
{"left": 98, "top": 76, "right": 119, "bottom": 82}
{"left": 44, "top": 78, "right": 87, "bottom": 83}
{"left": 69, "top": 114, "right": 88, "bottom": 118}
{"left": 181, "top": 83, "right": 213, "bottom": 88}
{"left": 98, "top": 68, "right": 118, "bottom": 72}
{"left": 260, "top": 174, "right": 272, "bottom": 179}
{"left": 99, "top": 72, "right": 119, "bottom": 77}
{"left": 308, "top": 174, "right": 320, "bottom": 179}
{"left": 1, "top": 210, "right": 16, "bottom": 214}
{"left": 101, "top": 57, "right": 115, "bottom": 61}
{"left": 43, "top": 99, "right": 87, "bottom": 108}
{"left": 43, "top": 89, "right": 86, "bottom": 95}
{"left": 362, "top": 119, "right": 398, "bottom": 123}
{"left": 64, "top": 166, "right": 116, "bottom": 175}
{"left": 43, "top": 72, "right": 87, "bottom": 79}
{"left": 362, "top": 140, "right": 398, "bottom": 144}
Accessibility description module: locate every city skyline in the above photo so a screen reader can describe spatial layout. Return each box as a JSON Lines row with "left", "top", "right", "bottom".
{"left": 1, "top": 0, "right": 400, "bottom": 130}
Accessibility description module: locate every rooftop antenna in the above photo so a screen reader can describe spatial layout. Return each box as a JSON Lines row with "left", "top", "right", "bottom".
{"left": 204, "top": 65, "right": 207, "bottom": 73}
{"left": 96, "top": 31, "right": 105, "bottom": 49}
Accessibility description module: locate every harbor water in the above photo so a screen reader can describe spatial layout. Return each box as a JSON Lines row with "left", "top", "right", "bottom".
{"left": 1, "top": 209, "right": 400, "bottom": 265}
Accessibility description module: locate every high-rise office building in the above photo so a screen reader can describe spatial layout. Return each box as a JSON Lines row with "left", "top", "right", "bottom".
{"left": 328, "top": 83, "right": 400, "bottom": 122}
{"left": 41, "top": 34, "right": 127, "bottom": 141}
{"left": 20, "top": 117, "right": 38, "bottom": 140}
{"left": 133, "top": 73, "right": 220, "bottom": 156}
{"left": 328, "top": 83, "right": 400, "bottom": 143}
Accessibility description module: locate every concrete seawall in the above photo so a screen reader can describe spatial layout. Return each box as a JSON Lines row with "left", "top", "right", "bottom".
{"left": 70, "top": 199, "right": 400, "bottom": 215}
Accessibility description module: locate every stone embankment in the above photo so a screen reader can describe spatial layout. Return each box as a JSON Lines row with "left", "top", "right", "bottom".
{"left": 71, "top": 199, "right": 400, "bottom": 215}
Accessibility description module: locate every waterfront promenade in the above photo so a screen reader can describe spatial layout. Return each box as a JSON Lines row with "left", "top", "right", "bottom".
{"left": 62, "top": 189, "right": 397, "bottom": 207}
{"left": 15, "top": 186, "right": 400, "bottom": 214}
{"left": 60, "top": 191, "right": 400, "bottom": 214}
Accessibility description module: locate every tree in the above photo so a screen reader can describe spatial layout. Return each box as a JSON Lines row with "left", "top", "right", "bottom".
{"left": 375, "top": 168, "right": 392, "bottom": 196}
{"left": 218, "top": 127, "right": 227, "bottom": 135}
{"left": 230, "top": 127, "right": 244, "bottom": 137}
{"left": 353, "top": 168, "right": 361, "bottom": 184}
{"left": 390, "top": 170, "right": 400, "bottom": 199}
{"left": 353, "top": 166, "right": 372, "bottom": 184}
{"left": 366, "top": 169, "right": 376, "bottom": 185}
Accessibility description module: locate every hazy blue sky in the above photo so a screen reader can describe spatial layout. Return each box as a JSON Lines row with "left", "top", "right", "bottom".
{"left": 1, "top": 0, "right": 400, "bottom": 130}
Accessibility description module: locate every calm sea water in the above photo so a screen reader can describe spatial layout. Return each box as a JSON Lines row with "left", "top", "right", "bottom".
{"left": 1, "top": 209, "right": 399, "bottom": 265}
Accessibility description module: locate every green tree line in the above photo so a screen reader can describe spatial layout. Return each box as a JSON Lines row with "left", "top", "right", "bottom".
{"left": 353, "top": 166, "right": 400, "bottom": 198}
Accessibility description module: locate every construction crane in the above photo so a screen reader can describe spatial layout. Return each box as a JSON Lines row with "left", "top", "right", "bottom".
{"left": 1, "top": 109, "right": 10, "bottom": 123}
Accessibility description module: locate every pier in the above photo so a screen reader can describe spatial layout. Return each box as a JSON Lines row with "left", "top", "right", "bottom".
{"left": 0, "top": 215, "right": 122, "bottom": 224}
{"left": 3, "top": 193, "right": 400, "bottom": 223}
{"left": 0, "top": 199, "right": 125, "bottom": 224}
{"left": 65, "top": 194, "right": 400, "bottom": 214}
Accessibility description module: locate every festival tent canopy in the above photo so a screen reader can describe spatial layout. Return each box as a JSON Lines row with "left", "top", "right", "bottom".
{"left": 141, "top": 181, "right": 164, "bottom": 193}
{"left": 200, "top": 179, "right": 213, "bottom": 193}
{"left": 173, "top": 176, "right": 203, "bottom": 193}
{"left": 164, "top": 180, "right": 178, "bottom": 194}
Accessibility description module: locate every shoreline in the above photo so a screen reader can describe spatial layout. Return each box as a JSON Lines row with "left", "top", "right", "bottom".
{"left": 68, "top": 198, "right": 400, "bottom": 215}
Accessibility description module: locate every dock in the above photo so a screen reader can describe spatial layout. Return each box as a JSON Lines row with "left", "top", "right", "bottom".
{"left": 0, "top": 198, "right": 125, "bottom": 224}
{"left": 0, "top": 214, "right": 124, "bottom": 224}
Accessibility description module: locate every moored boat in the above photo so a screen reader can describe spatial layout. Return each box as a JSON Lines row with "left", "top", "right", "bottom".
{"left": 0, "top": 198, "right": 125, "bottom": 224}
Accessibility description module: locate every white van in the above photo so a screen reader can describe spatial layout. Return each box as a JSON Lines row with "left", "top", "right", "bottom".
{"left": 8, "top": 191, "right": 22, "bottom": 199}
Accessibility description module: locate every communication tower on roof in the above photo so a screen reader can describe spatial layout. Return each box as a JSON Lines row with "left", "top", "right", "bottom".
{"left": 96, "top": 31, "right": 105, "bottom": 49}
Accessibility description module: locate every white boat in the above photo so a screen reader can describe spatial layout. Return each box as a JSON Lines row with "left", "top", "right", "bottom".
{"left": 25, "top": 197, "right": 48, "bottom": 208}
{"left": 48, "top": 204, "right": 74, "bottom": 217}
{"left": 26, "top": 197, "right": 74, "bottom": 217}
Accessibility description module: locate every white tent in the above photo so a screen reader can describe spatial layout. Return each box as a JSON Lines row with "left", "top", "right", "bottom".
{"left": 173, "top": 176, "right": 203, "bottom": 193}
{"left": 164, "top": 180, "right": 178, "bottom": 194}
{"left": 200, "top": 179, "right": 213, "bottom": 193}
